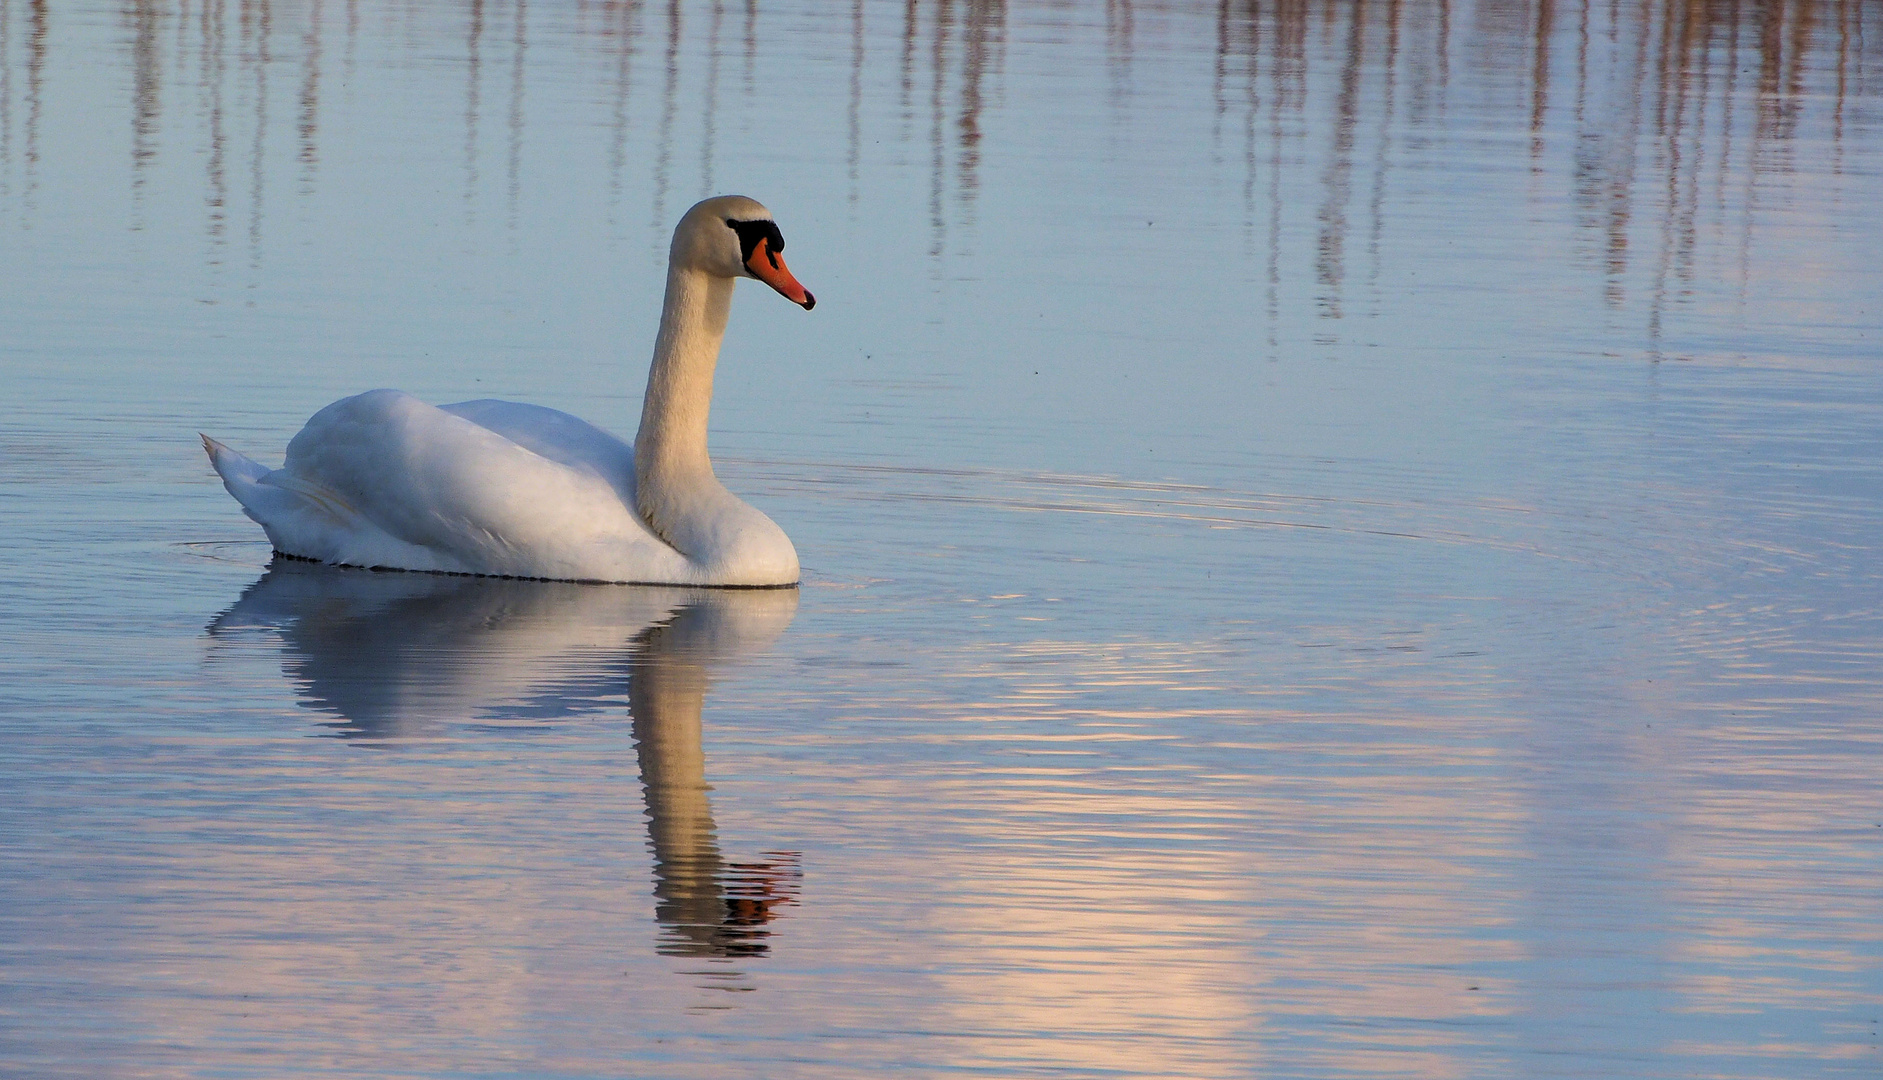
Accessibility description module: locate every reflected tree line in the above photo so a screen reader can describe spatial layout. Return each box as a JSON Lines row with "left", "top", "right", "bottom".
{"left": 0, "top": 0, "right": 46, "bottom": 208}
{"left": 0, "top": 0, "right": 1873, "bottom": 317}
{"left": 1209, "top": 0, "right": 1876, "bottom": 330}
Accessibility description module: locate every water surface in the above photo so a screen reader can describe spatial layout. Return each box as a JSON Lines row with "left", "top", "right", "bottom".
{"left": 1, "top": 1, "right": 1880, "bottom": 1076}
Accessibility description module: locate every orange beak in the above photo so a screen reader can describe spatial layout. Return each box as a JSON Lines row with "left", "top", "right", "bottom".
{"left": 745, "top": 237, "right": 815, "bottom": 310}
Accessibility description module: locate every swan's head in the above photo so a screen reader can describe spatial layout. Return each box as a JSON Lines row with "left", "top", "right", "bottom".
{"left": 673, "top": 195, "right": 816, "bottom": 310}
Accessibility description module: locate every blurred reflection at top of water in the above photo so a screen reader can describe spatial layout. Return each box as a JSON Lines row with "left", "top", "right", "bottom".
{"left": 0, "top": 0, "right": 1872, "bottom": 350}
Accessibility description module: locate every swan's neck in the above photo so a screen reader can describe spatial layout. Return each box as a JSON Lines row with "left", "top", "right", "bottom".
{"left": 635, "top": 266, "right": 736, "bottom": 548}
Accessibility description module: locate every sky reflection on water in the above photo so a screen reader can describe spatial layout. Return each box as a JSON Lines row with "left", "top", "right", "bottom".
{"left": 0, "top": 1, "right": 1880, "bottom": 1077}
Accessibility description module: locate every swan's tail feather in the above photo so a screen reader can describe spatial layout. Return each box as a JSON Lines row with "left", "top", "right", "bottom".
{"left": 201, "top": 432, "right": 419, "bottom": 572}
{"left": 201, "top": 433, "right": 269, "bottom": 486}
{"left": 200, "top": 433, "right": 350, "bottom": 548}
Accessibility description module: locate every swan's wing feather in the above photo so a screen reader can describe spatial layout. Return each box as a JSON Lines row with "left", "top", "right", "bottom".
{"left": 439, "top": 399, "right": 638, "bottom": 507}
{"left": 259, "top": 390, "right": 685, "bottom": 580}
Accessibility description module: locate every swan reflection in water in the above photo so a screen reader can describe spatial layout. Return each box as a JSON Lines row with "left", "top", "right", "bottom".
{"left": 208, "top": 559, "right": 801, "bottom": 958}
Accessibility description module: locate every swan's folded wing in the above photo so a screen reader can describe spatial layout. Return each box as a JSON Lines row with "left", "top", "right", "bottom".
{"left": 439, "top": 398, "right": 638, "bottom": 509}
{"left": 278, "top": 390, "right": 688, "bottom": 581}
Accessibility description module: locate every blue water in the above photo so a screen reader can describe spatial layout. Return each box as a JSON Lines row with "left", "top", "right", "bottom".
{"left": 1, "top": 1, "right": 1880, "bottom": 1076}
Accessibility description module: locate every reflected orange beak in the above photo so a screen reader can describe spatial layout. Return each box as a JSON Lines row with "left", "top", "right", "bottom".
{"left": 745, "top": 237, "right": 815, "bottom": 310}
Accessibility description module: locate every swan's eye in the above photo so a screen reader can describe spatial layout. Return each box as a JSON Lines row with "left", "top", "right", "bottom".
{"left": 726, "top": 219, "right": 786, "bottom": 270}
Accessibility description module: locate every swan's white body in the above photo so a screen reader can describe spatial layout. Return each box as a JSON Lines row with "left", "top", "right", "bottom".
{"left": 203, "top": 196, "right": 813, "bottom": 587}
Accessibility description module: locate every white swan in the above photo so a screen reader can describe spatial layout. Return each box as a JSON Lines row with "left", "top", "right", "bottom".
{"left": 202, "top": 195, "right": 814, "bottom": 587}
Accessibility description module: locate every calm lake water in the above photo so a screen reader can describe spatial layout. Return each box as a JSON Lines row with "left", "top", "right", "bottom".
{"left": 2, "top": 0, "right": 1880, "bottom": 1076}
